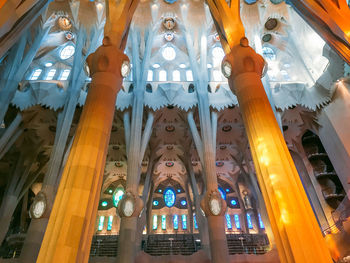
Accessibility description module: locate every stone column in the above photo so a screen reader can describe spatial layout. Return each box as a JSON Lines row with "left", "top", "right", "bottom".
{"left": 223, "top": 37, "right": 333, "bottom": 263}
{"left": 36, "top": 43, "right": 129, "bottom": 263}
{"left": 317, "top": 81, "right": 350, "bottom": 197}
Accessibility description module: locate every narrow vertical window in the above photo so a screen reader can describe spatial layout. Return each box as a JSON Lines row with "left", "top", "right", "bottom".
{"left": 182, "top": 214, "right": 187, "bottom": 230}
{"left": 98, "top": 216, "right": 105, "bottom": 231}
{"left": 30, "top": 69, "right": 42, "bottom": 80}
{"left": 193, "top": 213, "right": 198, "bottom": 229}
{"left": 234, "top": 214, "right": 241, "bottom": 229}
{"left": 161, "top": 215, "right": 166, "bottom": 230}
{"left": 59, "top": 69, "right": 71, "bottom": 80}
{"left": 172, "top": 70, "right": 180, "bottom": 81}
{"left": 153, "top": 215, "right": 158, "bottom": 230}
{"left": 173, "top": 215, "right": 179, "bottom": 230}
{"left": 186, "top": 70, "right": 193, "bottom": 81}
{"left": 107, "top": 215, "right": 113, "bottom": 231}
{"left": 247, "top": 213, "right": 253, "bottom": 229}
{"left": 147, "top": 70, "right": 153, "bottom": 81}
{"left": 258, "top": 213, "right": 265, "bottom": 229}
{"left": 46, "top": 69, "right": 56, "bottom": 80}
{"left": 225, "top": 214, "right": 232, "bottom": 229}
{"left": 159, "top": 70, "right": 167, "bottom": 81}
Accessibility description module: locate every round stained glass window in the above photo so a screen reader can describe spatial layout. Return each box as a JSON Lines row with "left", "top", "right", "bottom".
{"left": 113, "top": 188, "right": 124, "bottom": 207}
{"left": 162, "top": 46, "right": 176, "bottom": 61}
{"left": 60, "top": 45, "right": 75, "bottom": 60}
{"left": 164, "top": 188, "right": 176, "bottom": 207}
{"left": 181, "top": 200, "right": 187, "bottom": 206}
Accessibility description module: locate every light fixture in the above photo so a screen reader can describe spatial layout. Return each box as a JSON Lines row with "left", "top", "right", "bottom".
{"left": 45, "top": 62, "right": 53, "bottom": 67}
{"left": 121, "top": 60, "right": 131, "bottom": 77}
{"left": 221, "top": 60, "right": 232, "bottom": 78}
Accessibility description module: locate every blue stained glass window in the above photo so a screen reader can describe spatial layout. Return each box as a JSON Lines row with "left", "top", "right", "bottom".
{"left": 182, "top": 215, "right": 187, "bottom": 230}
{"left": 181, "top": 200, "right": 187, "bottom": 206}
{"left": 153, "top": 215, "right": 158, "bottom": 230}
{"left": 101, "top": 201, "right": 108, "bottom": 207}
{"left": 161, "top": 215, "right": 166, "bottom": 230}
{"left": 193, "top": 214, "right": 198, "bottom": 229}
{"left": 234, "top": 214, "right": 241, "bottom": 229}
{"left": 164, "top": 188, "right": 176, "bottom": 207}
{"left": 98, "top": 216, "right": 105, "bottom": 231}
{"left": 113, "top": 188, "right": 124, "bottom": 207}
{"left": 173, "top": 215, "right": 179, "bottom": 230}
{"left": 107, "top": 216, "right": 113, "bottom": 231}
{"left": 247, "top": 214, "right": 253, "bottom": 229}
{"left": 218, "top": 187, "right": 226, "bottom": 200}
{"left": 225, "top": 214, "right": 232, "bottom": 229}
{"left": 153, "top": 200, "right": 159, "bottom": 206}
{"left": 230, "top": 199, "right": 237, "bottom": 206}
{"left": 258, "top": 214, "right": 265, "bottom": 229}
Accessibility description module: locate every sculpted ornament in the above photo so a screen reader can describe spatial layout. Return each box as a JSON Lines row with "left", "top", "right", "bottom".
{"left": 117, "top": 191, "right": 143, "bottom": 218}
{"left": 201, "top": 189, "right": 227, "bottom": 216}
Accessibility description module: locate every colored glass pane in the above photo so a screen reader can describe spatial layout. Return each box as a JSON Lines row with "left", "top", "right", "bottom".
{"left": 234, "top": 214, "right": 241, "bottom": 229}
{"left": 173, "top": 215, "right": 179, "bottom": 230}
{"left": 182, "top": 214, "right": 187, "bottom": 230}
{"left": 225, "top": 214, "right": 232, "bottom": 229}
{"left": 153, "top": 215, "right": 158, "bottom": 230}
{"left": 218, "top": 187, "right": 226, "bottom": 200}
{"left": 193, "top": 213, "right": 198, "bottom": 229}
{"left": 164, "top": 188, "right": 176, "bottom": 207}
{"left": 113, "top": 188, "right": 124, "bottom": 207}
{"left": 258, "top": 213, "right": 265, "bottom": 229}
{"left": 98, "top": 216, "right": 105, "bottom": 231}
{"left": 247, "top": 213, "right": 253, "bottom": 229}
{"left": 161, "top": 215, "right": 166, "bottom": 230}
{"left": 107, "top": 216, "right": 113, "bottom": 231}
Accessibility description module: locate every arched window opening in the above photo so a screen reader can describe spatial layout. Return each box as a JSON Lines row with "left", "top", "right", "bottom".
{"left": 172, "top": 70, "right": 180, "bottom": 81}
{"left": 147, "top": 70, "right": 153, "bottom": 81}
{"left": 159, "top": 70, "right": 167, "bottom": 81}
{"left": 30, "top": 69, "right": 42, "bottom": 80}
{"left": 46, "top": 69, "right": 56, "bottom": 80}
{"left": 59, "top": 69, "right": 71, "bottom": 80}
{"left": 186, "top": 70, "right": 193, "bottom": 81}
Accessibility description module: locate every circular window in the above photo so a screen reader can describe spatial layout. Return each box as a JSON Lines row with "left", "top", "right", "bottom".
{"left": 216, "top": 161, "right": 224, "bottom": 167}
{"left": 113, "top": 188, "right": 124, "bottom": 207}
{"left": 262, "top": 34, "right": 272, "bottom": 42}
{"left": 165, "top": 161, "right": 174, "bottom": 167}
{"left": 162, "top": 46, "right": 176, "bottom": 61}
{"left": 181, "top": 200, "right": 187, "bottom": 206}
{"left": 165, "top": 125, "right": 175, "bottom": 132}
{"left": 101, "top": 201, "right": 108, "bottom": 207}
{"left": 164, "top": 188, "right": 176, "bottom": 207}
{"left": 153, "top": 200, "right": 159, "bottom": 206}
{"left": 265, "top": 18, "right": 278, "bottom": 30}
{"left": 231, "top": 199, "right": 237, "bottom": 206}
{"left": 60, "top": 45, "right": 75, "bottom": 60}
{"left": 270, "top": 0, "right": 283, "bottom": 4}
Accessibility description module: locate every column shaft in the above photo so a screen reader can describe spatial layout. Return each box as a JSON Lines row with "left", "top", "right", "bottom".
{"left": 37, "top": 62, "right": 123, "bottom": 262}
{"left": 233, "top": 71, "right": 333, "bottom": 263}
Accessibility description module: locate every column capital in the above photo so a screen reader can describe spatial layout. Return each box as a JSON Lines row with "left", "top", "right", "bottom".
{"left": 223, "top": 37, "right": 266, "bottom": 89}
{"left": 117, "top": 190, "right": 144, "bottom": 218}
{"left": 86, "top": 42, "right": 130, "bottom": 78}
{"left": 200, "top": 189, "right": 227, "bottom": 217}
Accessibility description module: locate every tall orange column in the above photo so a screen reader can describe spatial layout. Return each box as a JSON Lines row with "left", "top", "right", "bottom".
{"left": 36, "top": 44, "right": 129, "bottom": 263}
{"left": 223, "top": 37, "right": 333, "bottom": 263}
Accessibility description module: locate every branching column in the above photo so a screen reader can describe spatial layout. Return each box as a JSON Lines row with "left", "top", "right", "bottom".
{"left": 223, "top": 37, "right": 333, "bottom": 263}
{"left": 36, "top": 45, "right": 129, "bottom": 263}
